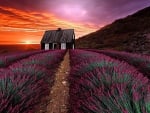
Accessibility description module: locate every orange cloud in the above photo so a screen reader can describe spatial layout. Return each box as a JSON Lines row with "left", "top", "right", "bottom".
{"left": 0, "top": 6, "right": 100, "bottom": 44}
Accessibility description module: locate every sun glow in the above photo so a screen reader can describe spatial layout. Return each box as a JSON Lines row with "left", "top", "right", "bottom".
{"left": 24, "top": 41, "right": 32, "bottom": 44}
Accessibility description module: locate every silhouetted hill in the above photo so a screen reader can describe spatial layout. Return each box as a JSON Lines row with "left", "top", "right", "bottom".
{"left": 76, "top": 6, "right": 150, "bottom": 54}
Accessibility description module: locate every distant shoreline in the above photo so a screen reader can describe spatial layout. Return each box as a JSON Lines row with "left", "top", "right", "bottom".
{"left": 0, "top": 44, "right": 41, "bottom": 54}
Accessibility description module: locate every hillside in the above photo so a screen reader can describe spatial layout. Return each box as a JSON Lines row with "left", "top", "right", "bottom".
{"left": 76, "top": 6, "right": 150, "bottom": 54}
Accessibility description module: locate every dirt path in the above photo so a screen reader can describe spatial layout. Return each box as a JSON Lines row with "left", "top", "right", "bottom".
{"left": 46, "top": 51, "right": 70, "bottom": 113}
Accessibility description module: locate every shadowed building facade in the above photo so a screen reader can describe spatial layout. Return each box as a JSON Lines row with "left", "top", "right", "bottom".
{"left": 41, "top": 28, "right": 75, "bottom": 50}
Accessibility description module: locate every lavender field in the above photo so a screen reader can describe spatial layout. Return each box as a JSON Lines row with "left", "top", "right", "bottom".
{"left": 0, "top": 49, "right": 150, "bottom": 113}
{"left": 69, "top": 50, "right": 150, "bottom": 113}
{"left": 0, "top": 50, "right": 65, "bottom": 112}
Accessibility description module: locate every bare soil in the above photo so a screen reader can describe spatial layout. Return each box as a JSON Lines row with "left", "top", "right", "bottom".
{"left": 44, "top": 52, "right": 70, "bottom": 113}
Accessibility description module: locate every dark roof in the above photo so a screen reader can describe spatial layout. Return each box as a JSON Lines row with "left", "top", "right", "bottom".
{"left": 41, "top": 29, "right": 75, "bottom": 43}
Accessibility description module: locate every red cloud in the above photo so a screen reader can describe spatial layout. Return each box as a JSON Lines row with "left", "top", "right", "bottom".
{"left": 0, "top": 6, "right": 99, "bottom": 44}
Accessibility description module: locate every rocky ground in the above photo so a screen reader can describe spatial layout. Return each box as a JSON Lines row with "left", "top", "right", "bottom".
{"left": 124, "top": 33, "right": 150, "bottom": 54}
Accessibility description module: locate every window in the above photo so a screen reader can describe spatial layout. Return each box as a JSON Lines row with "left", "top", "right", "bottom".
{"left": 61, "top": 43, "right": 66, "bottom": 49}
{"left": 45, "top": 43, "right": 49, "bottom": 50}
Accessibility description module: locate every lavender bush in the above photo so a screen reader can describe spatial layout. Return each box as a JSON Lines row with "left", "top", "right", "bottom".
{"left": 0, "top": 50, "right": 65, "bottom": 113}
{"left": 89, "top": 49, "right": 150, "bottom": 78}
{"left": 0, "top": 50, "right": 45, "bottom": 68}
{"left": 69, "top": 49, "right": 150, "bottom": 113}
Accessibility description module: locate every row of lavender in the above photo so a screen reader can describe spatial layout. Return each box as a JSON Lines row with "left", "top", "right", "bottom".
{"left": 0, "top": 50, "right": 45, "bottom": 68}
{"left": 88, "top": 49, "right": 150, "bottom": 78}
{"left": 0, "top": 50, "right": 65, "bottom": 113}
{"left": 69, "top": 49, "right": 150, "bottom": 113}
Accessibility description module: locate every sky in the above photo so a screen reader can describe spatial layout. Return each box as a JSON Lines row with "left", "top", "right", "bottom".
{"left": 0, "top": 0, "right": 150, "bottom": 44}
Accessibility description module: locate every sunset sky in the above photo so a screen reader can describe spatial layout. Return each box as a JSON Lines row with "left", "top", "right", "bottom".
{"left": 0, "top": 0, "right": 150, "bottom": 44}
